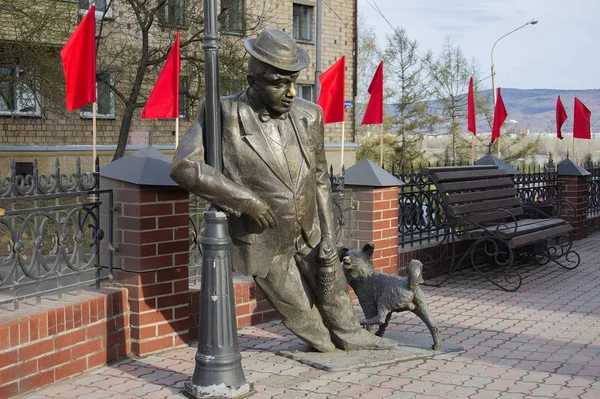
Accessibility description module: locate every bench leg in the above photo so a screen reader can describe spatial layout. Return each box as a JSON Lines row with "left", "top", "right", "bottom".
{"left": 530, "top": 234, "right": 581, "bottom": 270}
{"left": 469, "top": 237, "right": 522, "bottom": 292}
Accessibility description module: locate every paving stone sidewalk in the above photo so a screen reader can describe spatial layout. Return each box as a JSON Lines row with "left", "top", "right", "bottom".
{"left": 24, "top": 234, "right": 600, "bottom": 399}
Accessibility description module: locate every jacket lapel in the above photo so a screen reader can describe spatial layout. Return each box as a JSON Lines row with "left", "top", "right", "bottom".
{"left": 238, "top": 93, "right": 293, "bottom": 190}
{"left": 289, "top": 105, "right": 312, "bottom": 168}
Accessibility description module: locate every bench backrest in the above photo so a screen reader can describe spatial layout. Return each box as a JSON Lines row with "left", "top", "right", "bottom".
{"left": 420, "top": 165, "right": 523, "bottom": 227}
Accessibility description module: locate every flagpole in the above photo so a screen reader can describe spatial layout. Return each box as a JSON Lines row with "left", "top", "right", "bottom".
{"left": 175, "top": 117, "right": 179, "bottom": 148}
{"left": 572, "top": 136, "right": 575, "bottom": 160}
{"left": 340, "top": 121, "right": 345, "bottom": 170}
{"left": 471, "top": 135, "right": 475, "bottom": 165}
{"left": 92, "top": 101, "right": 97, "bottom": 165}
{"left": 379, "top": 123, "right": 384, "bottom": 167}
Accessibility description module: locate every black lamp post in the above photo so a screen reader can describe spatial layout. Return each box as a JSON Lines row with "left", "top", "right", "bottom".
{"left": 183, "top": 0, "right": 253, "bottom": 397}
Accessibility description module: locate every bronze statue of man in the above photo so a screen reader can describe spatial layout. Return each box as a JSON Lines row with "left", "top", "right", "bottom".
{"left": 171, "top": 29, "right": 397, "bottom": 352}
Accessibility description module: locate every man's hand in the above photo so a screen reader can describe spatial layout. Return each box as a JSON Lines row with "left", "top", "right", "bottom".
{"left": 244, "top": 198, "right": 278, "bottom": 229}
{"left": 319, "top": 235, "right": 337, "bottom": 265}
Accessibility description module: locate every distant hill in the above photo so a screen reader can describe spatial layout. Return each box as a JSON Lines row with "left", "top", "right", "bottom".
{"left": 358, "top": 88, "right": 600, "bottom": 134}
{"left": 478, "top": 88, "right": 600, "bottom": 133}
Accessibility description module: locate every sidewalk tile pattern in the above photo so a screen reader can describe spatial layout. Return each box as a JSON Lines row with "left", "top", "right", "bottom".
{"left": 24, "top": 233, "right": 600, "bottom": 398}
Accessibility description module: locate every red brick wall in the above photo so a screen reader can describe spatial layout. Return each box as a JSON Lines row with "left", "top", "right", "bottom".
{"left": 102, "top": 177, "right": 191, "bottom": 357}
{"left": 560, "top": 176, "right": 589, "bottom": 240}
{"left": 0, "top": 289, "right": 128, "bottom": 398}
{"left": 350, "top": 186, "right": 399, "bottom": 274}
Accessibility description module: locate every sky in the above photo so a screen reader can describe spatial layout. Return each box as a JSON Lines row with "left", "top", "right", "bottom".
{"left": 358, "top": 0, "right": 600, "bottom": 90}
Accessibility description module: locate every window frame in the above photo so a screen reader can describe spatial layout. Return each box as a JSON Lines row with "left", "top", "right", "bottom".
{"left": 80, "top": 72, "right": 116, "bottom": 119}
{"left": 296, "top": 83, "right": 314, "bottom": 102}
{"left": 292, "top": 3, "right": 314, "bottom": 43}
{"left": 157, "top": 0, "right": 186, "bottom": 27}
{"left": 221, "top": 0, "right": 244, "bottom": 35}
{"left": 0, "top": 66, "right": 42, "bottom": 117}
{"left": 79, "top": 0, "right": 114, "bottom": 20}
{"left": 179, "top": 74, "right": 189, "bottom": 120}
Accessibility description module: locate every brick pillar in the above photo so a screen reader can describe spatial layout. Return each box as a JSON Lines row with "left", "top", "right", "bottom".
{"left": 99, "top": 146, "right": 190, "bottom": 357}
{"left": 344, "top": 159, "right": 403, "bottom": 275}
{"left": 349, "top": 186, "right": 399, "bottom": 274}
{"left": 558, "top": 158, "right": 590, "bottom": 241}
{"left": 559, "top": 175, "right": 589, "bottom": 240}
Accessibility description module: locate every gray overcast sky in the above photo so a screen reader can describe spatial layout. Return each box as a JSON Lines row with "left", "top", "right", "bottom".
{"left": 358, "top": 0, "right": 600, "bottom": 90}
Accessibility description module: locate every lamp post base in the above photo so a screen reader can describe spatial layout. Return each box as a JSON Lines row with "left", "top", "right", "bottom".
{"left": 183, "top": 381, "right": 255, "bottom": 399}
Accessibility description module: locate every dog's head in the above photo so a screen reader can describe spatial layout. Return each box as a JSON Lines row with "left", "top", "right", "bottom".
{"left": 406, "top": 259, "right": 424, "bottom": 284}
{"left": 338, "top": 243, "right": 376, "bottom": 280}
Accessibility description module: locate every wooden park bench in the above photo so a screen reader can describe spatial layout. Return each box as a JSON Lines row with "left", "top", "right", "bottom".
{"left": 419, "top": 165, "right": 581, "bottom": 291}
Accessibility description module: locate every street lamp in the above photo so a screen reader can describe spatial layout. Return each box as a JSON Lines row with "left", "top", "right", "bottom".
{"left": 490, "top": 18, "right": 538, "bottom": 156}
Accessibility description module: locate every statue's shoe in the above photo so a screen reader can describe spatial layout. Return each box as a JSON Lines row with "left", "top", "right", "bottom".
{"left": 338, "top": 329, "right": 399, "bottom": 351}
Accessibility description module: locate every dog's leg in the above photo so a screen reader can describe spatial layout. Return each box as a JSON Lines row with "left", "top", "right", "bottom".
{"left": 412, "top": 290, "right": 441, "bottom": 351}
{"left": 375, "top": 313, "right": 392, "bottom": 337}
{"left": 359, "top": 301, "right": 379, "bottom": 334}
{"left": 362, "top": 305, "right": 391, "bottom": 327}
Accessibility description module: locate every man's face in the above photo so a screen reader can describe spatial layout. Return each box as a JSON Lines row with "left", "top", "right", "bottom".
{"left": 249, "top": 65, "right": 300, "bottom": 116}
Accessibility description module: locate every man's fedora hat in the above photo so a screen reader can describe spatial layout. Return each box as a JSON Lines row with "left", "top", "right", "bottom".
{"left": 244, "top": 29, "right": 310, "bottom": 72}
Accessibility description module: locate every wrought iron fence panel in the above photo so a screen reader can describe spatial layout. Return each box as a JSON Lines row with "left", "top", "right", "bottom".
{"left": 188, "top": 195, "right": 208, "bottom": 285}
{"left": 587, "top": 163, "right": 600, "bottom": 216}
{"left": 395, "top": 169, "right": 448, "bottom": 248}
{"left": 514, "top": 166, "right": 559, "bottom": 206}
{"left": 0, "top": 157, "right": 112, "bottom": 309}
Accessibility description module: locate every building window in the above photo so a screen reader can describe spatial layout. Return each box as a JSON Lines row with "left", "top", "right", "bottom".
{"left": 293, "top": 4, "right": 313, "bottom": 41}
{"left": 179, "top": 75, "right": 189, "bottom": 119}
{"left": 296, "top": 84, "right": 313, "bottom": 102}
{"left": 79, "top": 0, "right": 114, "bottom": 19}
{"left": 158, "top": 0, "right": 185, "bottom": 27}
{"left": 221, "top": 0, "right": 244, "bottom": 34}
{"left": 0, "top": 66, "right": 41, "bottom": 117}
{"left": 81, "top": 72, "right": 115, "bottom": 119}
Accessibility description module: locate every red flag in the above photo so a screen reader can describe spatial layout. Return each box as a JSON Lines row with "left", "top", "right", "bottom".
{"left": 142, "top": 32, "right": 181, "bottom": 118}
{"left": 361, "top": 61, "right": 384, "bottom": 125}
{"left": 556, "top": 95, "right": 567, "bottom": 140}
{"left": 60, "top": 6, "right": 96, "bottom": 111}
{"left": 317, "top": 55, "right": 345, "bottom": 124}
{"left": 573, "top": 97, "right": 591, "bottom": 139}
{"left": 491, "top": 87, "right": 507, "bottom": 144}
{"left": 467, "top": 77, "right": 476, "bottom": 135}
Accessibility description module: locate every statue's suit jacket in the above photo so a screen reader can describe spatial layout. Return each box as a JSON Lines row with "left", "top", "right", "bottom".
{"left": 171, "top": 89, "right": 335, "bottom": 278}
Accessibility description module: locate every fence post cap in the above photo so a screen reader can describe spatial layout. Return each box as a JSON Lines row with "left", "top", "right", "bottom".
{"left": 557, "top": 158, "right": 591, "bottom": 177}
{"left": 99, "top": 145, "right": 179, "bottom": 186}
{"left": 344, "top": 159, "right": 404, "bottom": 187}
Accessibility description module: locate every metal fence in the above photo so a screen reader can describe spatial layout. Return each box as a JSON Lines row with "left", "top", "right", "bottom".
{"left": 587, "top": 163, "right": 600, "bottom": 216}
{"left": 188, "top": 195, "right": 207, "bottom": 285}
{"left": 394, "top": 166, "right": 448, "bottom": 248}
{"left": 0, "top": 158, "right": 113, "bottom": 309}
{"left": 393, "top": 163, "right": 561, "bottom": 248}
{"left": 514, "top": 165, "right": 559, "bottom": 206}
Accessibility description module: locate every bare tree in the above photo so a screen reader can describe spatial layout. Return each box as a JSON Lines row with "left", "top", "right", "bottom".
{"left": 94, "top": 0, "right": 277, "bottom": 159}
{"left": 385, "top": 28, "right": 436, "bottom": 171}
{"left": 430, "top": 38, "right": 478, "bottom": 164}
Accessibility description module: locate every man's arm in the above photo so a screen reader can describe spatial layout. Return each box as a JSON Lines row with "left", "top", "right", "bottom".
{"left": 170, "top": 104, "right": 277, "bottom": 228}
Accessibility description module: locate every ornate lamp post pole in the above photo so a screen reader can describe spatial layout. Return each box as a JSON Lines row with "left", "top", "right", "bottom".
{"left": 183, "top": 0, "right": 253, "bottom": 397}
{"left": 490, "top": 18, "right": 538, "bottom": 158}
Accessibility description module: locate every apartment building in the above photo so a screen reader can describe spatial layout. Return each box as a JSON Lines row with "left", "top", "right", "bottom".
{"left": 0, "top": 0, "right": 357, "bottom": 172}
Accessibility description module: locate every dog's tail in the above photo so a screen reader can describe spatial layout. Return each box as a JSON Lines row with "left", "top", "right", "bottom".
{"left": 406, "top": 259, "right": 424, "bottom": 289}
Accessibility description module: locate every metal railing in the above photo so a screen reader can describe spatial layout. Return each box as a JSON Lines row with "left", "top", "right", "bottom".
{"left": 587, "top": 162, "right": 600, "bottom": 216}
{"left": 514, "top": 165, "right": 559, "bottom": 207}
{"left": 0, "top": 157, "right": 113, "bottom": 309}
{"left": 393, "top": 163, "right": 560, "bottom": 248}
{"left": 188, "top": 194, "right": 207, "bottom": 285}
{"left": 394, "top": 166, "right": 448, "bottom": 248}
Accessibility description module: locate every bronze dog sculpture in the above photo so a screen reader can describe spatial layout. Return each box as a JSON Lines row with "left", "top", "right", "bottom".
{"left": 340, "top": 244, "right": 441, "bottom": 350}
